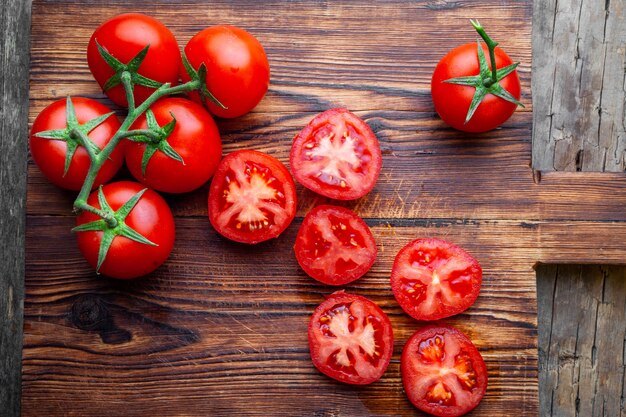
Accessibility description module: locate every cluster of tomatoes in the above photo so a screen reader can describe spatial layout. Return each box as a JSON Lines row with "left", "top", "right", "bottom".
{"left": 30, "top": 13, "right": 522, "bottom": 417}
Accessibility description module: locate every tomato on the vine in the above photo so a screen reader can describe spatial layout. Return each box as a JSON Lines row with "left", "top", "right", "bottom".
{"left": 182, "top": 25, "right": 270, "bottom": 118}
{"left": 294, "top": 205, "right": 377, "bottom": 285}
{"left": 290, "top": 108, "right": 382, "bottom": 200}
{"left": 208, "top": 150, "right": 296, "bottom": 244}
{"left": 308, "top": 291, "right": 393, "bottom": 385}
{"left": 75, "top": 181, "right": 175, "bottom": 279}
{"left": 30, "top": 97, "right": 123, "bottom": 191}
{"left": 87, "top": 13, "right": 181, "bottom": 108}
{"left": 125, "top": 97, "right": 222, "bottom": 194}
{"left": 402, "top": 325, "right": 488, "bottom": 417}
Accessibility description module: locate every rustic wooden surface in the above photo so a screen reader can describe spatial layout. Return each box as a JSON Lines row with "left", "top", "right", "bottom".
{"left": 0, "top": 0, "right": 31, "bottom": 416}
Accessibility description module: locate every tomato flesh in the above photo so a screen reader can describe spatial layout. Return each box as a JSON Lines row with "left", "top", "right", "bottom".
{"left": 402, "top": 326, "right": 487, "bottom": 416}
{"left": 308, "top": 291, "right": 393, "bottom": 385}
{"left": 294, "top": 205, "right": 377, "bottom": 285}
{"left": 391, "top": 238, "right": 482, "bottom": 321}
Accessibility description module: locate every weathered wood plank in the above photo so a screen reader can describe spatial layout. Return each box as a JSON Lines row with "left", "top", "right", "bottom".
{"left": 0, "top": 0, "right": 31, "bottom": 416}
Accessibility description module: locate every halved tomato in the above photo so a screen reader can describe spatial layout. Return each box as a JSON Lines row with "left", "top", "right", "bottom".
{"left": 391, "top": 238, "right": 482, "bottom": 321}
{"left": 294, "top": 205, "right": 377, "bottom": 285}
{"left": 208, "top": 149, "right": 296, "bottom": 244}
{"left": 402, "top": 325, "right": 488, "bottom": 417}
{"left": 308, "top": 291, "right": 393, "bottom": 385}
{"left": 290, "top": 108, "right": 382, "bottom": 200}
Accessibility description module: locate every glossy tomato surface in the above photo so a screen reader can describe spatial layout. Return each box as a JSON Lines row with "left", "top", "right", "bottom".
{"left": 75, "top": 181, "right": 175, "bottom": 279}
{"left": 294, "top": 205, "right": 377, "bottom": 285}
{"left": 30, "top": 97, "right": 123, "bottom": 191}
{"left": 290, "top": 108, "right": 382, "bottom": 200}
{"left": 125, "top": 98, "right": 222, "bottom": 193}
{"left": 87, "top": 13, "right": 181, "bottom": 107}
{"left": 208, "top": 150, "right": 296, "bottom": 244}
{"left": 308, "top": 291, "right": 393, "bottom": 385}
{"left": 431, "top": 43, "right": 521, "bottom": 132}
{"left": 391, "top": 238, "right": 482, "bottom": 321}
{"left": 182, "top": 25, "right": 270, "bottom": 118}
{"left": 402, "top": 326, "right": 488, "bottom": 416}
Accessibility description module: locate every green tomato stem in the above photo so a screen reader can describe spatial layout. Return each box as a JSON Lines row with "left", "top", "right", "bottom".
{"left": 470, "top": 19, "right": 499, "bottom": 87}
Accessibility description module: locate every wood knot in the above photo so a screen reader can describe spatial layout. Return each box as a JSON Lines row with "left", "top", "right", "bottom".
{"left": 70, "top": 295, "right": 110, "bottom": 331}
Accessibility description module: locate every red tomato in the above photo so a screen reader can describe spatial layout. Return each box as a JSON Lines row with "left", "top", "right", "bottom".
{"left": 402, "top": 325, "right": 488, "bottom": 416}
{"left": 182, "top": 25, "right": 270, "bottom": 118}
{"left": 208, "top": 150, "right": 296, "bottom": 244}
{"left": 87, "top": 13, "right": 181, "bottom": 107}
{"left": 308, "top": 291, "right": 393, "bottom": 385}
{"left": 30, "top": 97, "right": 123, "bottom": 191}
{"left": 431, "top": 42, "right": 521, "bottom": 132}
{"left": 125, "top": 98, "right": 222, "bottom": 193}
{"left": 391, "top": 238, "right": 482, "bottom": 321}
{"left": 75, "top": 181, "right": 175, "bottom": 279}
{"left": 294, "top": 205, "right": 377, "bottom": 285}
{"left": 290, "top": 108, "right": 382, "bottom": 200}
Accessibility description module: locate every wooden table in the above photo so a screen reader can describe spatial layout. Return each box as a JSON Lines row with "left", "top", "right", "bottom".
{"left": 2, "top": 0, "right": 625, "bottom": 416}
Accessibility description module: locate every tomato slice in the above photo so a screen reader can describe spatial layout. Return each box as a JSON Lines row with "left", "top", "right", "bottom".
{"left": 294, "top": 205, "right": 377, "bottom": 285}
{"left": 391, "top": 238, "right": 482, "bottom": 321}
{"left": 402, "top": 326, "right": 487, "bottom": 417}
{"left": 208, "top": 149, "right": 296, "bottom": 244}
{"left": 308, "top": 291, "right": 393, "bottom": 385}
{"left": 290, "top": 108, "right": 382, "bottom": 200}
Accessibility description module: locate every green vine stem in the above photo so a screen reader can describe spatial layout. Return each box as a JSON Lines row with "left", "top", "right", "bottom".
{"left": 470, "top": 19, "right": 499, "bottom": 87}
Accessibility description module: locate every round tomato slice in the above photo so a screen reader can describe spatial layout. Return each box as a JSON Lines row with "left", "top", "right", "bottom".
{"left": 294, "top": 205, "right": 377, "bottom": 285}
{"left": 208, "top": 150, "right": 296, "bottom": 244}
{"left": 308, "top": 291, "right": 393, "bottom": 385}
{"left": 391, "top": 238, "right": 482, "bottom": 321}
{"left": 290, "top": 108, "right": 382, "bottom": 200}
{"left": 402, "top": 326, "right": 488, "bottom": 416}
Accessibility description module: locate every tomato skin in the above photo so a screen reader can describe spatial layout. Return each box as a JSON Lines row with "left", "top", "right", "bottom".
{"left": 182, "top": 25, "right": 270, "bottom": 118}
{"left": 402, "top": 325, "right": 488, "bottom": 417}
{"left": 294, "top": 205, "right": 377, "bottom": 285}
{"left": 87, "top": 13, "right": 181, "bottom": 107}
{"left": 125, "top": 98, "right": 222, "bottom": 193}
{"left": 391, "top": 238, "right": 482, "bottom": 321}
{"left": 208, "top": 150, "right": 296, "bottom": 244}
{"left": 30, "top": 97, "right": 123, "bottom": 191}
{"left": 75, "top": 181, "right": 175, "bottom": 279}
{"left": 308, "top": 291, "right": 393, "bottom": 385}
{"left": 290, "top": 108, "right": 382, "bottom": 200}
{"left": 431, "top": 43, "right": 521, "bottom": 132}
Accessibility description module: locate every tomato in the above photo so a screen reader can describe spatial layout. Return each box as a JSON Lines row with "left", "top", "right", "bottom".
{"left": 125, "top": 98, "right": 222, "bottom": 193}
{"left": 75, "top": 181, "right": 175, "bottom": 279}
{"left": 87, "top": 13, "right": 181, "bottom": 107}
{"left": 391, "top": 238, "right": 482, "bottom": 321}
{"left": 182, "top": 25, "right": 270, "bottom": 118}
{"left": 290, "top": 108, "right": 382, "bottom": 200}
{"left": 402, "top": 325, "right": 487, "bottom": 416}
{"left": 431, "top": 42, "right": 521, "bottom": 132}
{"left": 308, "top": 291, "right": 393, "bottom": 385}
{"left": 294, "top": 205, "right": 377, "bottom": 285}
{"left": 208, "top": 150, "right": 296, "bottom": 244}
{"left": 30, "top": 97, "right": 123, "bottom": 191}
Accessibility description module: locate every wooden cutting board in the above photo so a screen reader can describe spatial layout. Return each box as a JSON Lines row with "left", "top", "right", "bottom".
{"left": 23, "top": 1, "right": 626, "bottom": 416}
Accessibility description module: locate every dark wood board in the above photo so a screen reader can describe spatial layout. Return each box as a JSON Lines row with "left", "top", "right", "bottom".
{"left": 22, "top": 1, "right": 626, "bottom": 416}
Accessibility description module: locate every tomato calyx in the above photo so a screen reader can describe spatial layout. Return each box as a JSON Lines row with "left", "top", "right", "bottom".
{"left": 72, "top": 186, "right": 157, "bottom": 273}
{"left": 444, "top": 19, "right": 524, "bottom": 124}
{"left": 181, "top": 53, "right": 226, "bottom": 110}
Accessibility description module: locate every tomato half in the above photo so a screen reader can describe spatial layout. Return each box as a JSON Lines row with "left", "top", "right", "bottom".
{"left": 308, "top": 291, "right": 393, "bottom": 385}
{"left": 391, "top": 238, "right": 482, "bottom": 321}
{"left": 75, "top": 181, "right": 175, "bottom": 279}
{"left": 87, "top": 13, "right": 181, "bottom": 107}
{"left": 402, "top": 326, "right": 488, "bottom": 416}
{"left": 30, "top": 97, "right": 123, "bottom": 191}
{"left": 290, "top": 108, "right": 382, "bottom": 200}
{"left": 294, "top": 205, "right": 377, "bottom": 285}
{"left": 431, "top": 42, "right": 521, "bottom": 132}
{"left": 182, "top": 25, "right": 270, "bottom": 118}
{"left": 125, "top": 97, "right": 222, "bottom": 193}
{"left": 208, "top": 150, "right": 296, "bottom": 244}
